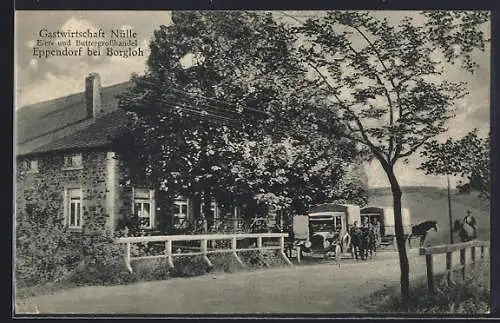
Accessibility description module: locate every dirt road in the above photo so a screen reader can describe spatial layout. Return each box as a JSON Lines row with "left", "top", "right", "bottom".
{"left": 18, "top": 248, "right": 454, "bottom": 314}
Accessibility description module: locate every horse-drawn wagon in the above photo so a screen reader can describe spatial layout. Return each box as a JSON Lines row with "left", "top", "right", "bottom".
{"left": 290, "top": 204, "right": 361, "bottom": 261}
{"left": 360, "top": 206, "right": 412, "bottom": 249}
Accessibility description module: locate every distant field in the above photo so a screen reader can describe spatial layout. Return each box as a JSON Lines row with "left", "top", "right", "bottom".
{"left": 368, "top": 186, "right": 490, "bottom": 246}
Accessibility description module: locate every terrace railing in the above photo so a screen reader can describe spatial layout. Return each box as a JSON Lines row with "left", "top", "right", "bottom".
{"left": 419, "top": 240, "right": 490, "bottom": 292}
{"left": 115, "top": 232, "right": 292, "bottom": 272}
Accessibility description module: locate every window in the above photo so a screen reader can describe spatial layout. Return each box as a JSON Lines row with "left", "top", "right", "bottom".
{"left": 63, "top": 153, "right": 83, "bottom": 169}
{"left": 23, "top": 159, "right": 39, "bottom": 173}
{"left": 333, "top": 215, "right": 342, "bottom": 231}
{"left": 173, "top": 196, "right": 189, "bottom": 229}
{"left": 65, "top": 188, "right": 83, "bottom": 229}
{"left": 133, "top": 188, "right": 155, "bottom": 229}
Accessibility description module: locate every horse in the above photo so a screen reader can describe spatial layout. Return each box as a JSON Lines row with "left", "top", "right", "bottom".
{"left": 453, "top": 214, "right": 477, "bottom": 242}
{"left": 409, "top": 221, "right": 438, "bottom": 247}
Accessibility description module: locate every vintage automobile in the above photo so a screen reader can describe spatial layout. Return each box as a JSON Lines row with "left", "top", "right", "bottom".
{"left": 291, "top": 204, "right": 361, "bottom": 259}
{"left": 360, "top": 205, "right": 412, "bottom": 248}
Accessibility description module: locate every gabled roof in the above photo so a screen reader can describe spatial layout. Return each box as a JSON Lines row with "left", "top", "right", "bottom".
{"left": 16, "top": 81, "right": 132, "bottom": 157}
{"left": 26, "top": 109, "right": 130, "bottom": 155}
{"left": 16, "top": 75, "right": 267, "bottom": 157}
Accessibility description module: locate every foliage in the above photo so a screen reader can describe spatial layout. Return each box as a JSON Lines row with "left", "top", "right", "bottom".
{"left": 15, "top": 206, "right": 134, "bottom": 288}
{"left": 227, "top": 135, "right": 365, "bottom": 213}
{"left": 293, "top": 10, "right": 489, "bottom": 304}
{"left": 117, "top": 11, "right": 368, "bottom": 228}
{"left": 67, "top": 212, "right": 135, "bottom": 285}
{"left": 15, "top": 206, "right": 78, "bottom": 287}
{"left": 420, "top": 129, "right": 490, "bottom": 200}
{"left": 115, "top": 10, "right": 488, "bottom": 306}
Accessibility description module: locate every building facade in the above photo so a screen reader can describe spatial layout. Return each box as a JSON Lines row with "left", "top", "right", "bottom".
{"left": 16, "top": 73, "right": 230, "bottom": 234}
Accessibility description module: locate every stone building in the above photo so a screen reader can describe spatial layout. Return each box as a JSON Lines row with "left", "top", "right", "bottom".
{"left": 15, "top": 73, "right": 224, "bottom": 234}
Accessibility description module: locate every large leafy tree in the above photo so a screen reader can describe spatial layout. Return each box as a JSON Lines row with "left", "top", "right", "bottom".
{"left": 292, "top": 10, "right": 489, "bottom": 305}
{"left": 118, "top": 11, "right": 367, "bottom": 232}
{"left": 420, "top": 129, "right": 490, "bottom": 200}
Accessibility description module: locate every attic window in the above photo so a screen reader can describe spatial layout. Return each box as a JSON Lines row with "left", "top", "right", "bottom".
{"left": 63, "top": 153, "right": 83, "bottom": 170}
{"left": 24, "top": 159, "right": 39, "bottom": 173}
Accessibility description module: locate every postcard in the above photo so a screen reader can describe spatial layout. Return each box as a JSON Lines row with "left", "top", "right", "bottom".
{"left": 14, "top": 9, "right": 491, "bottom": 316}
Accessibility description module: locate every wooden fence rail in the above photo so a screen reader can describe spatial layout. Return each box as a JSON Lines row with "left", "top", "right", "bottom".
{"left": 116, "top": 232, "right": 292, "bottom": 272}
{"left": 419, "top": 240, "right": 490, "bottom": 292}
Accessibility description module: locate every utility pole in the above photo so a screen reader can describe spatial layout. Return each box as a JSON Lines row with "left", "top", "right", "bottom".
{"left": 447, "top": 173, "right": 454, "bottom": 244}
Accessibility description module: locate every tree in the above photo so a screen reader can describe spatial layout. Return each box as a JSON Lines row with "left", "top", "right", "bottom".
{"left": 118, "top": 11, "right": 367, "bottom": 232}
{"left": 420, "top": 129, "right": 490, "bottom": 201}
{"left": 293, "top": 10, "right": 489, "bottom": 305}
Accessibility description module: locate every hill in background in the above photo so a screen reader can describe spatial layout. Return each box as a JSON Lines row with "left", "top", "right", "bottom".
{"left": 367, "top": 186, "right": 490, "bottom": 246}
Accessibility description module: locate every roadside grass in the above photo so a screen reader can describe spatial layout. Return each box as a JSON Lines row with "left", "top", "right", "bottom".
{"left": 360, "top": 260, "right": 490, "bottom": 314}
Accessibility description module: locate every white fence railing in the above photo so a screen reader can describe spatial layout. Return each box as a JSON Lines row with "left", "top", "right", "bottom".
{"left": 115, "top": 232, "right": 292, "bottom": 272}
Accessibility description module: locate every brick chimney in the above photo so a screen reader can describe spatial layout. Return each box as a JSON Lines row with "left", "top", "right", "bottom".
{"left": 85, "top": 72, "right": 102, "bottom": 119}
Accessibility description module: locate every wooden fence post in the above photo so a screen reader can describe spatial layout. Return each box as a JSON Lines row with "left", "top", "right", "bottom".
{"left": 471, "top": 246, "right": 476, "bottom": 267}
{"left": 280, "top": 235, "right": 293, "bottom": 266}
{"left": 460, "top": 248, "right": 466, "bottom": 280}
{"left": 125, "top": 242, "right": 133, "bottom": 273}
{"left": 256, "top": 236, "right": 269, "bottom": 267}
{"left": 426, "top": 254, "right": 434, "bottom": 292}
{"left": 232, "top": 236, "right": 244, "bottom": 266}
{"left": 165, "top": 240, "right": 174, "bottom": 268}
{"left": 257, "top": 236, "right": 263, "bottom": 251}
{"left": 201, "top": 238, "right": 213, "bottom": 267}
{"left": 446, "top": 251, "right": 452, "bottom": 285}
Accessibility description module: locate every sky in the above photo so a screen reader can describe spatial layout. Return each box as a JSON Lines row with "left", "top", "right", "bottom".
{"left": 14, "top": 10, "right": 491, "bottom": 189}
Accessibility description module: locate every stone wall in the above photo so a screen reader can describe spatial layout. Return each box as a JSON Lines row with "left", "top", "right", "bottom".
{"left": 16, "top": 150, "right": 112, "bottom": 230}
{"left": 115, "top": 155, "right": 134, "bottom": 229}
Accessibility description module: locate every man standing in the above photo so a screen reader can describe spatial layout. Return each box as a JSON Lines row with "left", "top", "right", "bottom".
{"left": 372, "top": 219, "right": 382, "bottom": 246}
{"left": 464, "top": 209, "right": 478, "bottom": 239}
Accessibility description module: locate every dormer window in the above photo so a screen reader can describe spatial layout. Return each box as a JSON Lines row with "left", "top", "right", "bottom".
{"left": 63, "top": 153, "right": 83, "bottom": 170}
{"left": 24, "top": 159, "right": 39, "bottom": 173}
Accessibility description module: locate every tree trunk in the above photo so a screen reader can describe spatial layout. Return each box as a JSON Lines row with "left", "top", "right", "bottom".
{"left": 191, "top": 194, "right": 201, "bottom": 232}
{"left": 156, "top": 187, "right": 173, "bottom": 234}
{"left": 202, "top": 190, "right": 212, "bottom": 232}
{"left": 382, "top": 162, "right": 410, "bottom": 307}
{"left": 447, "top": 174, "right": 454, "bottom": 244}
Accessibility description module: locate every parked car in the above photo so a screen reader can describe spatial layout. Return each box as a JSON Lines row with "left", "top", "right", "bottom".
{"left": 291, "top": 204, "right": 361, "bottom": 259}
